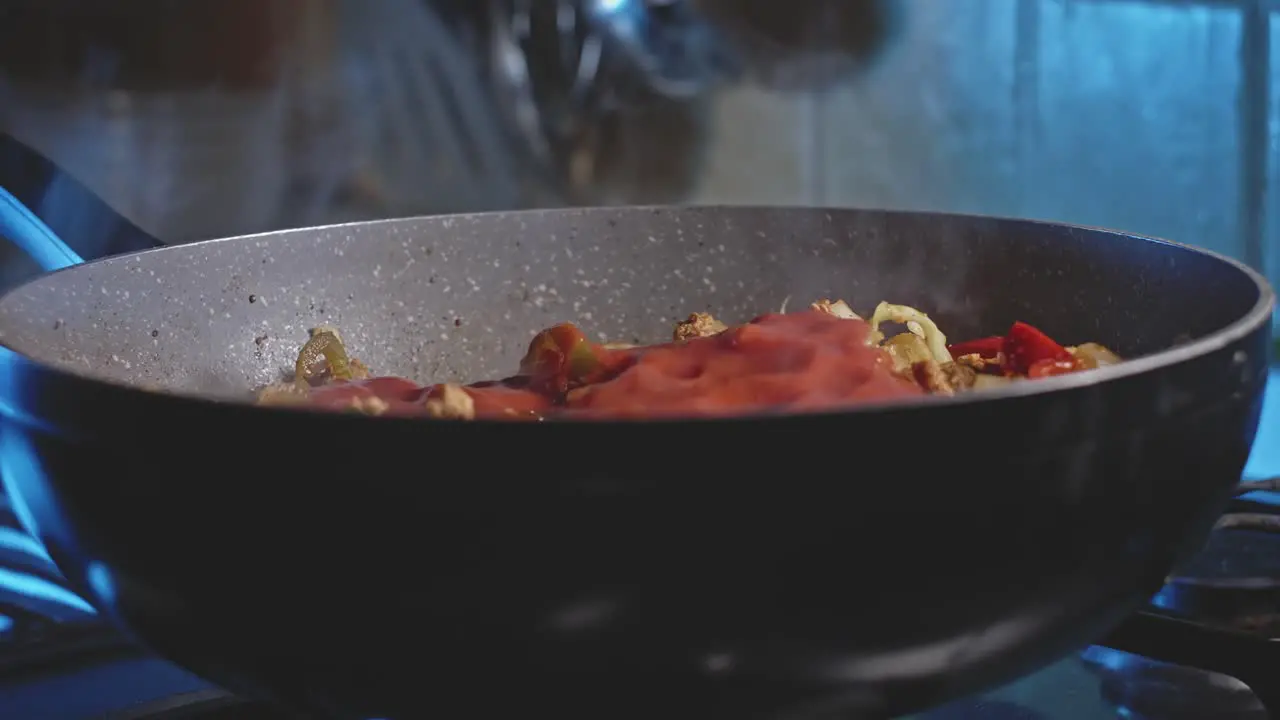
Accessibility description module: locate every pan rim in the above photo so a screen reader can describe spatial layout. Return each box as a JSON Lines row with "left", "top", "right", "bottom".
{"left": 0, "top": 205, "right": 1273, "bottom": 427}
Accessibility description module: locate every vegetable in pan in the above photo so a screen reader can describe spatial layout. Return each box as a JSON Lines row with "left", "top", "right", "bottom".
{"left": 256, "top": 300, "right": 1121, "bottom": 420}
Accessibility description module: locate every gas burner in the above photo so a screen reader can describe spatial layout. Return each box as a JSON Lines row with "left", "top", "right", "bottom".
{"left": 1083, "top": 645, "right": 1265, "bottom": 720}
{"left": 1085, "top": 494, "right": 1280, "bottom": 720}
{"left": 1156, "top": 511, "right": 1280, "bottom": 633}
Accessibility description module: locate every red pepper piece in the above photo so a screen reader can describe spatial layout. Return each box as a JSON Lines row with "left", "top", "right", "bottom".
{"left": 518, "top": 323, "right": 636, "bottom": 396}
{"left": 947, "top": 336, "right": 1004, "bottom": 359}
{"left": 1002, "top": 321, "right": 1074, "bottom": 375}
{"left": 1026, "top": 358, "right": 1081, "bottom": 379}
{"left": 519, "top": 323, "right": 579, "bottom": 395}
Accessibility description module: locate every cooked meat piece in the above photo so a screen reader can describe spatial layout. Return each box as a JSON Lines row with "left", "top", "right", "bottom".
{"left": 673, "top": 312, "right": 728, "bottom": 341}
{"left": 349, "top": 358, "right": 371, "bottom": 380}
{"left": 912, "top": 360, "right": 955, "bottom": 396}
{"left": 349, "top": 395, "right": 391, "bottom": 416}
{"left": 911, "top": 360, "right": 976, "bottom": 396}
{"left": 256, "top": 380, "right": 309, "bottom": 406}
{"left": 953, "top": 352, "right": 1003, "bottom": 374}
{"left": 941, "top": 361, "right": 977, "bottom": 391}
{"left": 882, "top": 333, "right": 933, "bottom": 372}
{"left": 810, "top": 299, "right": 862, "bottom": 320}
{"left": 423, "top": 384, "right": 476, "bottom": 420}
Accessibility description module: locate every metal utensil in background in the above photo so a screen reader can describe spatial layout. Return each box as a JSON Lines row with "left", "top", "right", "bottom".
{"left": 297, "top": 0, "right": 527, "bottom": 225}
{"left": 691, "top": 0, "right": 903, "bottom": 92}
{"left": 580, "top": 0, "right": 741, "bottom": 100}
{"left": 483, "top": 0, "right": 735, "bottom": 205}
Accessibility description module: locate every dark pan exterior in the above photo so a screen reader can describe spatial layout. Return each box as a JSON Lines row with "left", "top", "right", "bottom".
{"left": 0, "top": 207, "right": 1270, "bottom": 719}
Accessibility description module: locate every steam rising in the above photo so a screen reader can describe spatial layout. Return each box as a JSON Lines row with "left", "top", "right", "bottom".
{"left": 748, "top": 210, "right": 984, "bottom": 335}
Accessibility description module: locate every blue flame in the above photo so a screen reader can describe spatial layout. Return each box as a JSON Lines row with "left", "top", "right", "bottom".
{"left": 0, "top": 414, "right": 64, "bottom": 547}
{"left": 0, "top": 367, "right": 97, "bottom": 617}
{"left": 85, "top": 561, "right": 116, "bottom": 609}
{"left": 0, "top": 526, "right": 50, "bottom": 562}
{"left": 0, "top": 187, "right": 84, "bottom": 272}
{"left": 0, "top": 566, "right": 94, "bottom": 614}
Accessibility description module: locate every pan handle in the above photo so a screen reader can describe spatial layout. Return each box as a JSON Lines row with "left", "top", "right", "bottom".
{"left": 0, "top": 131, "right": 163, "bottom": 272}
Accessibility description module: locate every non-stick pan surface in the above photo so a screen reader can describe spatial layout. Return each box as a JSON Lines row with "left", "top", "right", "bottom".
{"left": 0, "top": 206, "right": 1271, "bottom": 720}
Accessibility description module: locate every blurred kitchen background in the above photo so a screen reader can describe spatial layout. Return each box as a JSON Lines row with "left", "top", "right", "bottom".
{"left": 0, "top": 4, "right": 1277, "bottom": 717}
{"left": 0, "top": 0, "right": 1275, "bottom": 337}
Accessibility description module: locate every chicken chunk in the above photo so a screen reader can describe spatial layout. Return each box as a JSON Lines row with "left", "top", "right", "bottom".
{"left": 349, "top": 395, "right": 391, "bottom": 416}
{"left": 423, "top": 384, "right": 476, "bottom": 420}
{"left": 255, "top": 380, "right": 310, "bottom": 406}
{"left": 673, "top": 312, "right": 728, "bottom": 342}
{"left": 911, "top": 360, "right": 977, "bottom": 396}
{"left": 953, "top": 352, "right": 1003, "bottom": 374}
{"left": 810, "top": 299, "right": 862, "bottom": 320}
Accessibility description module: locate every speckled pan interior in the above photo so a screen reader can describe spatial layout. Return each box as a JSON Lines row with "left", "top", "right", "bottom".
{"left": 0, "top": 206, "right": 1265, "bottom": 402}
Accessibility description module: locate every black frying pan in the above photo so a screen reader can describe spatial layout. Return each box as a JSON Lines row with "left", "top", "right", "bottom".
{"left": 0, "top": 131, "right": 1272, "bottom": 719}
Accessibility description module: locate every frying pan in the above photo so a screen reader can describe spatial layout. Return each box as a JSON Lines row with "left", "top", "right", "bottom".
{"left": 0, "top": 131, "right": 1272, "bottom": 720}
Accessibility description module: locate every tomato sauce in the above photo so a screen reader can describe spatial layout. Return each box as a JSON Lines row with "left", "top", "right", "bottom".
{"left": 305, "top": 376, "right": 429, "bottom": 416}
{"left": 563, "top": 310, "right": 922, "bottom": 419}
{"left": 298, "top": 310, "right": 923, "bottom": 420}
{"left": 306, "top": 375, "right": 552, "bottom": 418}
{"left": 439, "top": 381, "right": 553, "bottom": 418}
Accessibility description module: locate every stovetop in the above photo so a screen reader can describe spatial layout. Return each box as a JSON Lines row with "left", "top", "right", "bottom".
{"left": 0, "top": 372, "right": 1275, "bottom": 719}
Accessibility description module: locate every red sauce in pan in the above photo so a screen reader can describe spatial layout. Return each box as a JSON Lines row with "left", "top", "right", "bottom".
{"left": 301, "top": 310, "right": 922, "bottom": 419}
{"left": 443, "top": 382, "right": 554, "bottom": 417}
{"left": 303, "top": 376, "right": 427, "bottom": 415}
{"left": 563, "top": 310, "right": 922, "bottom": 418}
{"left": 303, "top": 376, "right": 552, "bottom": 417}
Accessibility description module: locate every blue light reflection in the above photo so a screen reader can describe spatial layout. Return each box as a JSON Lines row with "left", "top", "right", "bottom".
{"left": 0, "top": 416, "right": 64, "bottom": 548}
{"left": 0, "top": 367, "right": 96, "bottom": 617}
{"left": 1145, "top": 583, "right": 1181, "bottom": 614}
{"left": 1241, "top": 368, "right": 1280, "bottom": 504}
{"left": 0, "top": 567, "right": 94, "bottom": 615}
